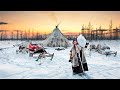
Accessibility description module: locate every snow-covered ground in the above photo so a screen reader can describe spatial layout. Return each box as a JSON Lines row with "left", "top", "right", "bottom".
{"left": 0, "top": 40, "right": 120, "bottom": 79}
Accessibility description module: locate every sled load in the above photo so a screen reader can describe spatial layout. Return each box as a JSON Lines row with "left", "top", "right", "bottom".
{"left": 28, "top": 42, "right": 54, "bottom": 61}
{"left": 96, "top": 44, "right": 117, "bottom": 56}
{"left": 90, "top": 43, "right": 117, "bottom": 56}
{"left": 16, "top": 42, "right": 54, "bottom": 60}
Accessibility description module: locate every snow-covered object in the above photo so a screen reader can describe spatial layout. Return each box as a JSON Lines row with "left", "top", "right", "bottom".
{"left": 21, "top": 41, "right": 30, "bottom": 48}
{"left": 42, "top": 26, "right": 71, "bottom": 47}
{"left": 77, "top": 34, "right": 87, "bottom": 47}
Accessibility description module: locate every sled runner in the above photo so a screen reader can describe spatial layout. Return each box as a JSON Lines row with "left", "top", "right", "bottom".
{"left": 55, "top": 48, "right": 65, "bottom": 51}
{"left": 35, "top": 53, "right": 54, "bottom": 61}
{"left": 98, "top": 50, "right": 117, "bottom": 57}
{"left": 105, "top": 51, "right": 117, "bottom": 56}
{"left": 50, "top": 53, "right": 54, "bottom": 60}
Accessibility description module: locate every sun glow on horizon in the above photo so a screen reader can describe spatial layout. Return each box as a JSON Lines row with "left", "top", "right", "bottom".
{"left": 0, "top": 11, "right": 120, "bottom": 35}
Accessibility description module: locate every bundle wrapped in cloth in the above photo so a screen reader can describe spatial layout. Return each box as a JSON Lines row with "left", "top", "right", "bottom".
{"left": 77, "top": 34, "right": 87, "bottom": 48}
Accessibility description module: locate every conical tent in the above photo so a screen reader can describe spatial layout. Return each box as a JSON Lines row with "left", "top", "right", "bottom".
{"left": 42, "top": 26, "right": 71, "bottom": 48}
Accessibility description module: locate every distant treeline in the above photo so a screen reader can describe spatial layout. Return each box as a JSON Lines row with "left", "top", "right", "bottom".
{"left": 81, "top": 28, "right": 120, "bottom": 40}
{"left": 0, "top": 29, "right": 78, "bottom": 41}
{"left": 0, "top": 29, "right": 120, "bottom": 41}
{"left": 1, "top": 20, "right": 120, "bottom": 41}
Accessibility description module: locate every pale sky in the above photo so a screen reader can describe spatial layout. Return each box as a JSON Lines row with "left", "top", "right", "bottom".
{"left": 0, "top": 11, "right": 120, "bottom": 34}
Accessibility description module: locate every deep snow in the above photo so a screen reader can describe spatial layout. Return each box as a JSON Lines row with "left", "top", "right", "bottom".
{"left": 0, "top": 40, "right": 120, "bottom": 79}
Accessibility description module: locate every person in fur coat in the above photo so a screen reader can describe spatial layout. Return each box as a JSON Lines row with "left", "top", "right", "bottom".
{"left": 69, "top": 39, "right": 88, "bottom": 75}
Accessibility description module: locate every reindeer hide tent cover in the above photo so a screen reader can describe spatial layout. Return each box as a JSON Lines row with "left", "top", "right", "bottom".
{"left": 42, "top": 26, "right": 71, "bottom": 47}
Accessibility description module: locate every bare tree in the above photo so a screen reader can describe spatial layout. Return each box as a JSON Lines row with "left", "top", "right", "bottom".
{"left": 11, "top": 32, "right": 14, "bottom": 40}
{"left": 20, "top": 31, "right": 23, "bottom": 41}
{"left": 28, "top": 29, "right": 30, "bottom": 40}
{"left": 24, "top": 30, "right": 27, "bottom": 40}
{"left": 32, "top": 29, "right": 34, "bottom": 40}
{"left": 0, "top": 31, "right": 3, "bottom": 40}
{"left": 4, "top": 30, "right": 7, "bottom": 40}
{"left": 109, "top": 20, "right": 113, "bottom": 40}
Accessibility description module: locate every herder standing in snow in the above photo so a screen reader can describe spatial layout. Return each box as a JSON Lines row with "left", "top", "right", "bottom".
{"left": 69, "top": 34, "right": 89, "bottom": 75}
{"left": 77, "top": 34, "right": 89, "bottom": 72}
